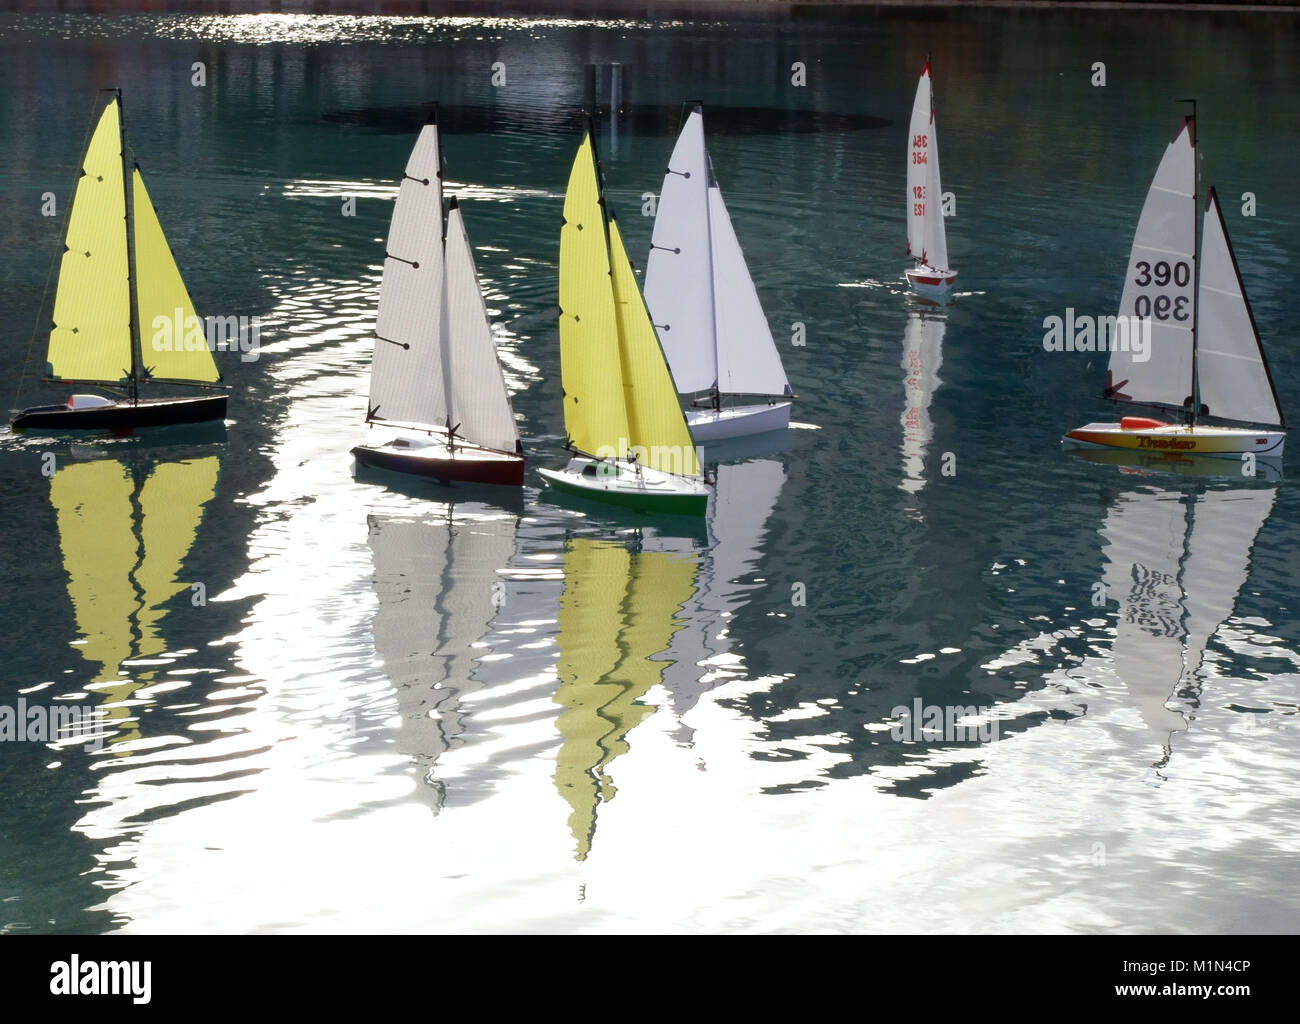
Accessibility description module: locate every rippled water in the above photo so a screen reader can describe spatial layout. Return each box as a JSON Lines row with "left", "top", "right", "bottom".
{"left": 2, "top": 8, "right": 1299, "bottom": 933}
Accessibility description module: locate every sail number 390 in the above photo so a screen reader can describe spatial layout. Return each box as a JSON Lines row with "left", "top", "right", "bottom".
{"left": 1132, "top": 260, "right": 1191, "bottom": 321}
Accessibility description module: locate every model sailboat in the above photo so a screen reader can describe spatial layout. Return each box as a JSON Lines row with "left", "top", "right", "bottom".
{"left": 352, "top": 118, "right": 524, "bottom": 486}
{"left": 538, "top": 129, "right": 708, "bottom": 515}
{"left": 905, "top": 60, "right": 957, "bottom": 300}
{"left": 643, "top": 104, "right": 793, "bottom": 442}
{"left": 10, "top": 93, "right": 225, "bottom": 432}
{"left": 1065, "top": 114, "right": 1286, "bottom": 457}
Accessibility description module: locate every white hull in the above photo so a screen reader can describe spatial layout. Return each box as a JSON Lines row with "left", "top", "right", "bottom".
{"left": 686, "top": 401, "right": 790, "bottom": 443}
{"left": 905, "top": 265, "right": 957, "bottom": 301}
{"left": 1064, "top": 420, "right": 1285, "bottom": 458}
{"left": 538, "top": 456, "right": 708, "bottom": 515}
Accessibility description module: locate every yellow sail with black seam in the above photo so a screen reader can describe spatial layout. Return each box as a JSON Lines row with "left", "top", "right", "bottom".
{"left": 46, "top": 99, "right": 132, "bottom": 384}
{"left": 133, "top": 168, "right": 221, "bottom": 383}
{"left": 552, "top": 537, "right": 697, "bottom": 860}
{"left": 557, "top": 133, "right": 700, "bottom": 477}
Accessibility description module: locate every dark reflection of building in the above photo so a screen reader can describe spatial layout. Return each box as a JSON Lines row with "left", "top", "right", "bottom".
{"left": 552, "top": 534, "right": 698, "bottom": 861}
{"left": 367, "top": 512, "right": 517, "bottom": 814}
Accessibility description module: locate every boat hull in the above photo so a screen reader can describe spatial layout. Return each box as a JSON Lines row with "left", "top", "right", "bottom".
{"left": 9, "top": 394, "right": 227, "bottom": 433}
{"left": 905, "top": 265, "right": 957, "bottom": 302}
{"left": 1064, "top": 421, "right": 1285, "bottom": 458}
{"left": 352, "top": 437, "right": 524, "bottom": 487}
{"left": 686, "top": 401, "right": 790, "bottom": 443}
{"left": 538, "top": 457, "right": 708, "bottom": 515}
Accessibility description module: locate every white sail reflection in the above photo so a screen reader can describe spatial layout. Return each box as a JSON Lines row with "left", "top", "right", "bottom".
{"left": 899, "top": 310, "right": 945, "bottom": 503}
{"left": 366, "top": 513, "right": 517, "bottom": 813}
{"left": 985, "top": 483, "right": 1277, "bottom": 762}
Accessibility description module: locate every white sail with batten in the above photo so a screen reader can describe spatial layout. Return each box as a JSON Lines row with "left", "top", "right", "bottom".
{"left": 644, "top": 108, "right": 716, "bottom": 393}
{"left": 368, "top": 125, "right": 447, "bottom": 429}
{"left": 1105, "top": 119, "right": 1196, "bottom": 411}
{"left": 1195, "top": 188, "right": 1283, "bottom": 427}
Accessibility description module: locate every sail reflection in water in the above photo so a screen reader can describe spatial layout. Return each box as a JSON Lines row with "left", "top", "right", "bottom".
{"left": 367, "top": 513, "right": 516, "bottom": 813}
{"left": 661, "top": 459, "right": 786, "bottom": 730}
{"left": 553, "top": 537, "right": 698, "bottom": 861}
{"left": 1100, "top": 484, "right": 1277, "bottom": 751}
{"left": 899, "top": 310, "right": 945, "bottom": 501}
{"left": 50, "top": 453, "right": 220, "bottom": 750}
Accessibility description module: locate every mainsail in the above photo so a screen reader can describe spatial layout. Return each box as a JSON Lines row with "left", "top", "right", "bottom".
{"left": 1105, "top": 118, "right": 1196, "bottom": 410}
{"left": 558, "top": 133, "right": 700, "bottom": 476}
{"left": 1195, "top": 188, "right": 1284, "bottom": 428}
{"left": 368, "top": 125, "right": 448, "bottom": 429}
{"left": 46, "top": 99, "right": 132, "bottom": 384}
{"left": 906, "top": 63, "right": 949, "bottom": 272}
{"left": 643, "top": 107, "right": 789, "bottom": 400}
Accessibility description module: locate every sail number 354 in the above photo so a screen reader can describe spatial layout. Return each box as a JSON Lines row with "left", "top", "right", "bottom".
{"left": 1133, "top": 260, "right": 1191, "bottom": 321}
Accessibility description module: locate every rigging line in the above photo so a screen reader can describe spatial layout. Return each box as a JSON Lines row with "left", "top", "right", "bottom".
{"left": 13, "top": 96, "right": 103, "bottom": 408}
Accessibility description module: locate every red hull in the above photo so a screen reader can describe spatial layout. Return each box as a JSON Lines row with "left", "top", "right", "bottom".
{"left": 352, "top": 443, "right": 524, "bottom": 486}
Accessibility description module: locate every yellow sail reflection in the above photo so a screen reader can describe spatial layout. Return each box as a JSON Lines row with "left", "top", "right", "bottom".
{"left": 50, "top": 454, "right": 219, "bottom": 750}
{"left": 553, "top": 537, "right": 698, "bottom": 860}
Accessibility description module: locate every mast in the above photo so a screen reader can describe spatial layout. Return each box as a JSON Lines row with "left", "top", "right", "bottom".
{"left": 118, "top": 89, "right": 142, "bottom": 404}
{"left": 692, "top": 101, "right": 722, "bottom": 410}
{"left": 1182, "top": 98, "right": 1199, "bottom": 427}
{"left": 430, "top": 108, "right": 457, "bottom": 452}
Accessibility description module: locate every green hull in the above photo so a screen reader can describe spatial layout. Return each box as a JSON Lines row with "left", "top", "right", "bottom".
{"left": 540, "top": 470, "right": 707, "bottom": 516}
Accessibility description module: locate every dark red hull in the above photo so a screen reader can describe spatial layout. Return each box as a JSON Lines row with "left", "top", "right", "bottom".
{"left": 352, "top": 443, "right": 524, "bottom": 487}
{"left": 9, "top": 395, "right": 227, "bottom": 433}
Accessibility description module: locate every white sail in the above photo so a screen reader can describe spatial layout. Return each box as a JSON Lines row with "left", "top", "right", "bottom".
{"left": 644, "top": 108, "right": 717, "bottom": 394}
{"left": 906, "top": 66, "right": 930, "bottom": 262}
{"left": 1106, "top": 119, "right": 1196, "bottom": 411}
{"left": 709, "top": 186, "right": 790, "bottom": 397}
{"left": 368, "top": 124, "right": 447, "bottom": 429}
{"left": 1195, "top": 189, "right": 1282, "bottom": 427}
{"left": 906, "top": 62, "right": 948, "bottom": 271}
{"left": 443, "top": 202, "right": 520, "bottom": 453}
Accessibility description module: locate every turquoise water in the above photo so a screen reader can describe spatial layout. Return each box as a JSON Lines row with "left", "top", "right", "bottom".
{"left": 2, "top": 7, "right": 1299, "bottom": 933}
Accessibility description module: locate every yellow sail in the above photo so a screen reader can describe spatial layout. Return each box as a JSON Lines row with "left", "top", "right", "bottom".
{"left": 51, "top": 455, "right": 220, "bottom": 751}
{"left": 133, "top": 169, "right": 220, "bottom": 383}
{"left": 558, "top": 134, "right": 629, "bottom": 457}
{"left": 552, "top": 538, "right": 697, "bottom": 860}
{"left": 608, "top": 218, "right": 700, "bottom": 476}
{"left": 46, "top": 99, "right": 132, "bottom": 384}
